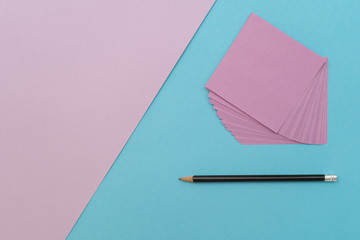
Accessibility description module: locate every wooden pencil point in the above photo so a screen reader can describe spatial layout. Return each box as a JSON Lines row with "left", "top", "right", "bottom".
{"left": 179, "top": 176, "right": 193, "bottom": 182}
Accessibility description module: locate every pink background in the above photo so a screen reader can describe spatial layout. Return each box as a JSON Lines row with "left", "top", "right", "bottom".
{"left": 0, "top": 1, "right": 214, "bottom": 239}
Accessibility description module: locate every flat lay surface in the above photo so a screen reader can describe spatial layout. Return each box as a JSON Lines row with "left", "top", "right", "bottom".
{"left": 0, "top": 1, "right": 213, "bottom": 239}
{"left": 66, "top": 0, "right": 358, "bottom": 239}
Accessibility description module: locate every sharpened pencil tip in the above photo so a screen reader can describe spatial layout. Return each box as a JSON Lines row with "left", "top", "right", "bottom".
{"left": 179, "top": 176, "right": 193, "bottom": 182}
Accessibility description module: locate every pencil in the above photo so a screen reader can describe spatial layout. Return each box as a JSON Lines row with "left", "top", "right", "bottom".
{"left": 179, "top": 175, "right": 337, "bottom": 182}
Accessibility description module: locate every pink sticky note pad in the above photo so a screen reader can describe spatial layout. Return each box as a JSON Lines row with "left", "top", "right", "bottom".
{"left": 206, "top": 13, "right": 328, "bottom": 145}
{"left": 0, "top": 1, "right": 214, "bottom": 239}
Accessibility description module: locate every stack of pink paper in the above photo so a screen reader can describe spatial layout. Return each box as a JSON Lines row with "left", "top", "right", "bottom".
{"left": 206, "top": 13, "right": 328, "bottom": 145}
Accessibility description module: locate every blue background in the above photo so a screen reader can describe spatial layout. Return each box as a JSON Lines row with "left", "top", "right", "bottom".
{"left": 68, "top": 0, "right": 360, "bottom": 239}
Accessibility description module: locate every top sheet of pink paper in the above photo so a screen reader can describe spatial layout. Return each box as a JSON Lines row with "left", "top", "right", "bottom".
{"left": 206, "top": 13, "right": 326, "bottom": 132}
{"left": 0, "top": 1, "right": 213, "bottom": 239}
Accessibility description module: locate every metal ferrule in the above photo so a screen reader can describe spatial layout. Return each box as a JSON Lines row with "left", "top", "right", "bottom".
{"left": 324, "top": 175, "right": 337, "bottom": 182}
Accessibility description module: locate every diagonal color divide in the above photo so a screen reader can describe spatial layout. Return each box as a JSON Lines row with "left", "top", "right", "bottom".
{"left": 0, "top": 1, "right": 214, "bottom": 239}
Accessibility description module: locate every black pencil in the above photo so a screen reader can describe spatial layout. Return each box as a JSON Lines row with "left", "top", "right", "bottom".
{"left": 179, "top": 174, "right": 337, "bottom": 182}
